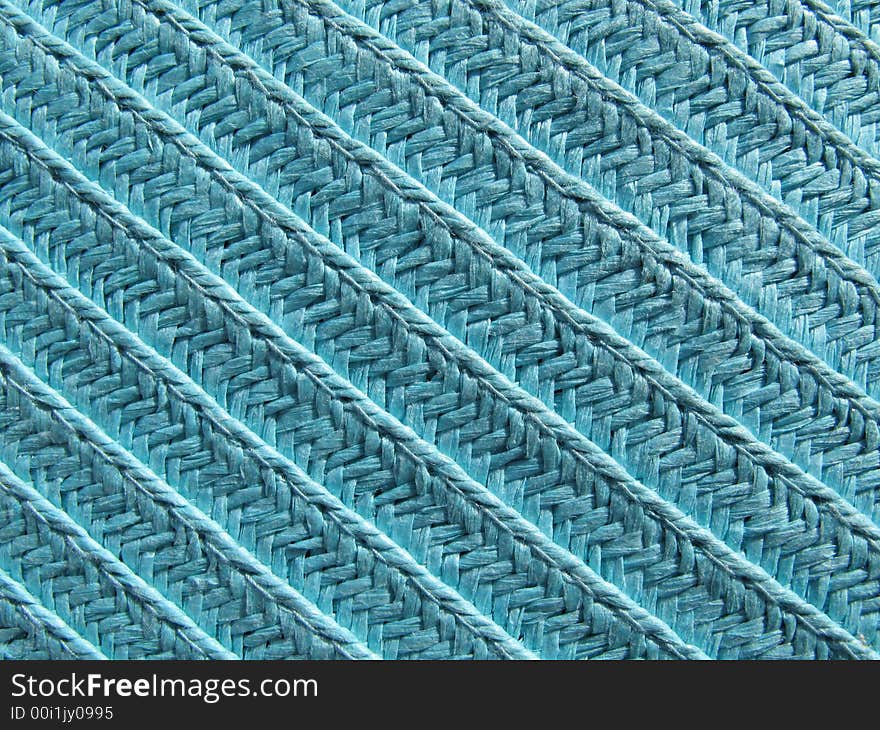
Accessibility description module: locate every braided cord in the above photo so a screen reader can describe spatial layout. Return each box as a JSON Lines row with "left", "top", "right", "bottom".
{"left": 0, "top": 157, "right": 704, "bottom": 660}
{"left": 302, "top": 0, "right": 880, "bottom": 401}
{"left": 0, "top": 566, "right": 107, "bottom": 659}
{"left": 27, "top": 0, "right": 880, "bottom": 526}
{"left": 6, "top": 0, "right": 880, "bottom": 647}
{"left": 0, "top": 0, "right": 876, "bottom": 660}
{"left": 0, "top": 232, "right": 549, "bottom": 661}
{"left": 0, "top": 455, "right": 239, "bottom": 659}
{"left": 673, "top": 0, "right": 880, "bottom": 159}
{"left": 823, "top": 0, "right": 880, "bottom": 43}
{"left": 0, "top": 14, "right": 875, "bottom": 657}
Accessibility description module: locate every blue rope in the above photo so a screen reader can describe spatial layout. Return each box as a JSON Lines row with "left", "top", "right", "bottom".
{"left": 0, "top": 0, "right": 877, "bottom": 659}
{"left": 0, "top": 567, "right": 107, "bottom": 659}
{"left": 0, "top": 457, "right": 239, "bottom": 659}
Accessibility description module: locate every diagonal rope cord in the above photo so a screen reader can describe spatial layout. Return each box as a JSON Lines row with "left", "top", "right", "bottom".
{"left": 298, "top": 0, "right": 880, "bottom": 401}
{"left": 0, "top": 346, "right": 387, "bottom": 660}
{"left": 821, "top": 0, "right": 880, "bottom": 41}
{"left": 0, "top": 458, "right": 239, "bottom": 660}
{"left": 2, "top": 0, "right": 876, "bottom": 659}
{"left": 0, "top": 96, "right": 872, "bottom": 657}
{"left": 175, "top": 0, "right": 880, "bottom": 531}
{"left": 0, "top": 208, "right": 706, "bottom": 660}
{"left": 0, "top": 239, "right": 539, "bottom": 661}
{"left": 671, "top": 0, "right": 880, "bottom": 160}
{"left": 6, "top": 0, "right": 880, "bottom": 644}
{"left": 184, "top": 0, "right": 880, "bottom": 536}
{"left": 0, "top": 566, "right": 108, "bottom": 659}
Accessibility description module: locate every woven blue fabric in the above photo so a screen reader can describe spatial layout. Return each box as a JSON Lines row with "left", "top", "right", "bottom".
{"left": 0, "top": 0, "right": 877, "bottom": 660}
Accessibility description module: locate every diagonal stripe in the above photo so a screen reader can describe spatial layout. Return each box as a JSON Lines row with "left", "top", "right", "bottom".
{"left": 0, "top": 0, "right": 874, "bottom": 660}
{"left": 0, "top": 455, "right": 238, "bottom": 659}
{"left": 0, "top": 565, "right": 107, "bottom": 659}
{"left": 1, "top": 0, "right": 878, "bottom": 652}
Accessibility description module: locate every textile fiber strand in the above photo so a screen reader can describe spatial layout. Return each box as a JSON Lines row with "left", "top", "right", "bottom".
{"left": 0, "top": 0, "right": 878, "bottom": 660}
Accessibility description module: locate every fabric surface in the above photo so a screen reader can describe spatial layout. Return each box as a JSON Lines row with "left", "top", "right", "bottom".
{"left": 0, "top": 0, "right": 878, "bottom": 660}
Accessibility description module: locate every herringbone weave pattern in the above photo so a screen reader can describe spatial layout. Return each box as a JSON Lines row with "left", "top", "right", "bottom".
{"left": 0, "top": 0, "right": 877, "bottom": 660}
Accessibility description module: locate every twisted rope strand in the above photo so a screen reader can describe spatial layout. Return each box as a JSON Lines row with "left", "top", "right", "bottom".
{"left": 823, "top": 0, "right": 880, "bottom": 42}
{"left": 497, "top": 0, "right": 880, "bottom": 259}
{"left": 304, "top": 0, "right": 880, "bottom": 400}
{"left": 165, "top": 0, "right": 876, "bottom": 528}
{"left": 0, "top": 566, "right": 107, "bottom": 659}
{"left": 0, "top": 361, "right": 381, "bottom": 661}
{"left": 671, "top": 0, "right": 880, "bottom": 160}
{"left": 0, "top": 72, "right": 868, "bottom": 656}
{"left": 49, "top": 0, "right": 880, "bottom": 521}
{"left": 2, "top": 0, "right": 876, "bottom": 660}
{"left": 5, "top": 0, "right": 879, "bottom": 638}
{"left": 412, "top": 3, "right": 880, "bottom": 324}
{"left": 0, "top": 199, "right": 712, "bottom": 660}
{"left": 0, "top": 457, "right": 238, "bottom": 659}
{"left": 0, "top": 236, "right": 540, "bottom": 662}
{"left": 0, "top": 208, "right": 699, "bottom": 658}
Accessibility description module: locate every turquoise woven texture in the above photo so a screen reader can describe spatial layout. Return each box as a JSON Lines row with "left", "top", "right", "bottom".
{"left": 0, "top": 0, "right": 878, "bottom": 660}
